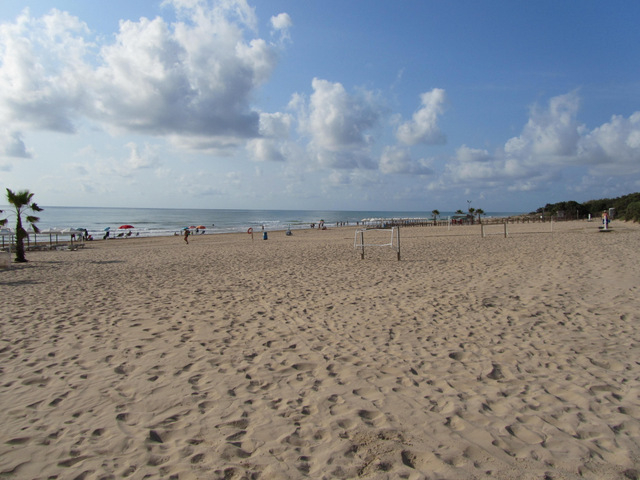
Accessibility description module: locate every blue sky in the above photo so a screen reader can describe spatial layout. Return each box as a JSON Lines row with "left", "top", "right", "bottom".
{"left": 0, "top": 0, "right": 639, "bottom": 212}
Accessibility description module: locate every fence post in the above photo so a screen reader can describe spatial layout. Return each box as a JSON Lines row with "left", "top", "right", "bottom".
{"left": 360, "top": 230, "right": 365, "bottom": 260}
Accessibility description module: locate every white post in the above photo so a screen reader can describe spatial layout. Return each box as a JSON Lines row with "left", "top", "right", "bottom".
{"left": 504, "top": 222, "right": 508, "bottom": 238}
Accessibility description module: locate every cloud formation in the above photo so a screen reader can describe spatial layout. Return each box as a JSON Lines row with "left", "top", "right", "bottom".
{"left": 1, "top": 1, "right": 639, "bottom": 210}
{"left": 0, "top": 0, "right": 280, "bottom": 156}
{"left": 442, "top": 92, "right": 640, "bottom": 193}
{"left": 296, "top": 78, "right": 382, "bottom": 169}
{"left": 396, "top": 88, "right": 447, "bottom": 146}
{"left": 270, "top": 12, "right": 292, "bottom": 44}
{"left": 379, "top": 146, "right": 433, "bottom": 175}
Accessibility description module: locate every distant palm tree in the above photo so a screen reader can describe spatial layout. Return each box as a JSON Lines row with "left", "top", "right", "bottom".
{"left": 476, "top": 208, "right": 485, "bottom": 224}
{"left": 468, "top": 207, "right": 476, "bottom": 224}
{"left": 432, "top": 209, "right": 440, "bottom": 221}
{"left": 5, "top": 188, "right": 43, "bottom": 263}
{"left": 455, "top": 209, "right": 464, "bottom": 214}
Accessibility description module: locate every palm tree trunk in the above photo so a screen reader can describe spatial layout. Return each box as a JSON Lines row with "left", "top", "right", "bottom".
{"left": 15, "top": 217, "right": 26, "bottom": 262}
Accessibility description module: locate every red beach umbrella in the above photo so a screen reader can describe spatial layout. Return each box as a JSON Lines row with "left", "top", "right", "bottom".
{"left": 196, "top": 225, "right": 206, "bottom": 229}
{"left": 119, "top": 225, "right": 134, "bottom": 229}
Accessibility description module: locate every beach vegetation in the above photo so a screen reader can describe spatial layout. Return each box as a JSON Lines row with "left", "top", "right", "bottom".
{"left": 432, "top": 209, "right": 440, "bottom": 220}
{"left": 4, "top": 188, "right": 43, "bottom": 263}
{"left": 533, "top": 192, "right": 640, "bottom": 221}
{"left": 476, "top": 208, "right": 485, "bottom": 223}
{"left": 625, "top": 202, "right": 640, "bottom": 222}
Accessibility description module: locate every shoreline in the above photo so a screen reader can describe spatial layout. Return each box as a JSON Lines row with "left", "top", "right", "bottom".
{"left": 1, "top": 220, "right": 639, "bottom": 479}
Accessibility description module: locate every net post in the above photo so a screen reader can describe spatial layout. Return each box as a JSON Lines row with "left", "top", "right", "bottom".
{"left": 360, "top": 230, "right": 365, "bottom": 259}
{"left": 481, "top": 224, "right": 485, "bottom": 238}
{"left": 396, "top": 226, "right": 401, "bottom": 261}
{"left": 504, "top": 222, "right": 508, "bottom": 238}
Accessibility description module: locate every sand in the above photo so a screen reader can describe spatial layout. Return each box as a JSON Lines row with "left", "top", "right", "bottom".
{"left": 1, "top": 220, "right": 640, "bottom": 480}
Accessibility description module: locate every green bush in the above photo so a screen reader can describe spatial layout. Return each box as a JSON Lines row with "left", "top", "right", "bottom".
{"left": 625, "top": 202, "right": 640, "bottom": 222}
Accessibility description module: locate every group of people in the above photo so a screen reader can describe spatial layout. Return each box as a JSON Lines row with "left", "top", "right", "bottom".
{"left": 309, "top": 220, "right": 326, "bottom": 230}
{"left": 182, "top": 224, "right": 214, "bottom": 244}
{"left": 72, "top": 229, "right": 93, "bottom": 241}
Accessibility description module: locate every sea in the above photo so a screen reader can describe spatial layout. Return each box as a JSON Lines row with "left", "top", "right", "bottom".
{"left": 0, "top": 206, "right": 524, "bottom": 239}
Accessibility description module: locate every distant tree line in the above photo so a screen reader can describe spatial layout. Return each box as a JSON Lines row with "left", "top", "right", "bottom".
{"left": 532, "top": 192, "right": 640, "bottom": 222}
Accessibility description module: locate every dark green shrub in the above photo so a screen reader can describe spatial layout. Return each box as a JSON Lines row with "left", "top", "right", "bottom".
{"left": 625, "top": 202, "right": 640, "bottom": 222}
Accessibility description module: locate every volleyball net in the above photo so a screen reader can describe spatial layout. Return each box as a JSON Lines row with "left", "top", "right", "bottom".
{"left": 354, "top": 227, "right": 400, "bottom": 260}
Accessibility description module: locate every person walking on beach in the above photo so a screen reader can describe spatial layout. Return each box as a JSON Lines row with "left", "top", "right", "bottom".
{"left": 184, "top": 228, "right": 190, "bottom": 244}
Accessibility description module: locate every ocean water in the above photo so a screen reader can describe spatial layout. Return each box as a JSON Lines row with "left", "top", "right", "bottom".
{"left": 0, "top": 206, "right": 524, "bottom": 238}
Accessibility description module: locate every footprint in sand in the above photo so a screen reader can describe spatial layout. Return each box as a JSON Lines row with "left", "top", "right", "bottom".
{"left": 505, "top": 424, "right": 545, "bottom": 445}
{"left": 292, "top": 362, "right": 317, "bottom": 372}
{"left": 357, "top": 409, "right": 387, "bottom": 427}
{"left": 444, "top": 415, "right": 465, "bottom": 431}
{"left": 336, "top": 418, "right": 356, "bottom": 430}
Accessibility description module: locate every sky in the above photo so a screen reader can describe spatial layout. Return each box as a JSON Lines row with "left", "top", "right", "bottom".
{"left": 0, "top": 0, "right": 639, "bottom": 212}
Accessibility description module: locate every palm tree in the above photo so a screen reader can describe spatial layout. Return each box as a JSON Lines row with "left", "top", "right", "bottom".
{"left": 468, "top": 207, "right": 476, "bottom": 224}
{"left": 431, "top": 209, "right": 440, "bottom": 222}
{"left": 5, "top": 188, "right": 43, "bottom": 263}
{"left": 476, "top": 208, "right": 485, "bottom": 224}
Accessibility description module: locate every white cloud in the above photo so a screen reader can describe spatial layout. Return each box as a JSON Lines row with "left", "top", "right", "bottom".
{"left": 578, "top": 112, "right": 640, "bottom": 169}
{"left": 396, "top": 88, "right": 447, "bottom": 146}
{"left": 379, "top": 146, "right": 433, "bottom": 175}
{"left": 441, "top": 92, "right": 640, "bottom": 193}
{"left": 270, "top": 12, "right": 292, "bottom": 44}
{"left": 0, "top": 1, "right": 281, "bottom": 157}
{"left": 296, "top": 78, "right": 381, "bottom": 169}
{"left": 125, "top": 142, "right": 161, "bottom": 169}
{"left": 504, "top": 92, "right": 581, "bottom": 163}
{"left": 246, "top": 112, "right": 293, "bottom": 162}
{"left": 271, "top": 12, "right": 292, "bottom": 31}
{"left": 0, "top": 9, "right": 92, "bottom": 134}
{"left": 247, "top": 138, "right": 285, "bottom": 162}
{"left": 93, "top": 6, "right": 275, "bottom": 140}
{"left": 258, "top": 112, "right": 292, "bottom": 138}
{"left": 0, "top": 130, "right": 31, "bottom": 158}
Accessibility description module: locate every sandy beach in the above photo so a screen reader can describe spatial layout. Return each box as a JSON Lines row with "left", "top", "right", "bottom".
{"left": 1, "top": 220, "right": 639, "bottom": 479}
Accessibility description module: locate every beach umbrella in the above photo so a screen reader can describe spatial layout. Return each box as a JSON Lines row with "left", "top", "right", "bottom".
{"left": 119, "top": 225, "right": 134, "bottom": 229}
{"left": 189, "top": 225, "right": 196, "bottom": 229}
{"left": 196, "top": 225, "right": 206, "bottom": 229}
{"left": 104, "top": 227, "right": 110, "bottom": 231}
